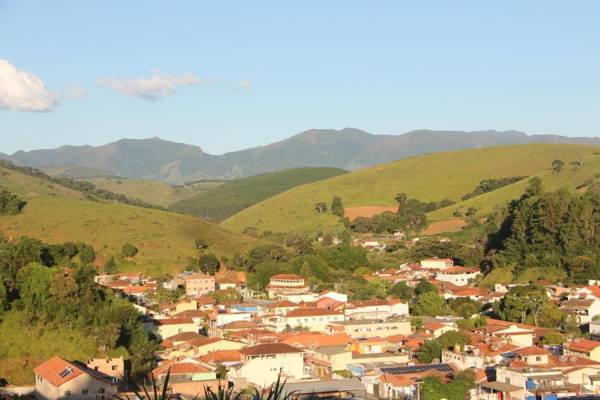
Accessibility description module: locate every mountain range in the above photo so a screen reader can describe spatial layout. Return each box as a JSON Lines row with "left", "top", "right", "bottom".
{"left": 3, "top": 128, "right": 600, "bottom": 183}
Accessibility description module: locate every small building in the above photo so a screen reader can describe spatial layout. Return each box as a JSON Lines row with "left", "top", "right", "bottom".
{"left": 229, "top": 343, "right": 305, "bottom": 388}
{"left": 263, "top": 307, "right": 344, "bottom": 332}
{"left": 326, "top": 318, "right": 412, "bottom": 339}
{"left": 184, "top": 273, "right": 216, "bottom": 298}
{"left": 560, "top": 298, "right": 600, "bottom": 325}
{"left": 267, "top": 274, "right": 307, "bottom": 299}
{"left": 34, "top": 356, "right": 118, "bottom": 400}
{"left": 435, "top": 266, "right": 481, "bottom": 287}
{"left": 420, "top": 258, "right": 453, "bottom": 269}
{"left": 152, "top": 358, "right": 220, "bottom": 398}
{"left": 564, "top": 338, "right": 600, "bottom": 362}
{"left": 85, "top": 357, "right": 125, "bottom": 383}
{"left": 153, "top": 317, "right": 198, "bottom": 339}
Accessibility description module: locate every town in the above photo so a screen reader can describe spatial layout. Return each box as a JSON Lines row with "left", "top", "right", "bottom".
{"left": 7, "top": 253, "right": 600, "bottom": 400}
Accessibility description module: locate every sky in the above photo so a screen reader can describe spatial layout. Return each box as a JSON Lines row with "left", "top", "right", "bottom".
{"left": 1, "top": 1, "right": 599, "bottom": 155}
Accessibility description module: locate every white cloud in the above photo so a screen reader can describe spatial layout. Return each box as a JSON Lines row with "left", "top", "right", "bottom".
{"left": 68, "top": 85, "right": 87, "bottom": 99}
{"left": 240, "top": 78, "right": 251, "bottom": 90}
{"left": 0, "top": 59, "right": 58, "bottom": 112}
{"left": 97, "top": 70, "right": 201, "bottom": 101}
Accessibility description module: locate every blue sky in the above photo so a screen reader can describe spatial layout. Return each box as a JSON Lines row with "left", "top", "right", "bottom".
{"left": 1, "top": 1, "right": 599, "bottom": 154}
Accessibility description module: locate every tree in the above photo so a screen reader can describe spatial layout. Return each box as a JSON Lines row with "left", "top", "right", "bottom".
{"left": 552, "top": 159, "right": 565, "bottom": 173}
{"left": 389, "top": 281, "right": 413, "bottom": 301}
{"left": 0, "top": 190, "right": 27, "bottom": 215}
{"left": 199, "top": 254, "right": 220, "bottom": 275}
{"left": 497, "top": 285, "right": 551, "bottom": 326}
{"left": 195, "top": 239, "right": 208, "bottom": 251}
{"left": 331, "top": 196, "right": 345, "bottom": 217}
{"left": 414, "top": 279, "right": 437, "bottom": 295}
{"left": 541, "top": 331, "right": 566, "bottom": 345}
{"left": 78, "top": 245, "right": 95, "bottom": 263}
{"left": 121, "top": 243, "right": 138, "bottom": 258}
{"left": 395, "top": 193, "right": 407, "bottom": 207}
{"left": 104, "top": 257, "right": 118, "bottom": 274}
{"left": 411, "top": 291, "right": 450, "bottom": 316}
{"left": 314, "top": 202, "right": 327, "bottom": 213}
{"left": 417, "top": 331, "right": 470, "bottom": 363}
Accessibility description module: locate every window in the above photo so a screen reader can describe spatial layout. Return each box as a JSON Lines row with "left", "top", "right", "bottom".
{"left": 82, "top": 390, "right": 89, "bottom": 395}
{"left": 64, "top": 391, "right": 72, "bottom": 396}
{"left": 112, "top": 365, "right": 117, "bottom": 371}
{"left": 536, "top": 356, "right": 541, "bottom": 361}
{"left": 98, "top": 388, "right": 106, "bottom": 394}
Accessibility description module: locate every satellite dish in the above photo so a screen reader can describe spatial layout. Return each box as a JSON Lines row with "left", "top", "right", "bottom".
{"left": 570, "top": 356, "right": 578, "bottom": 362}
{"left": 484, "top": 337, "right": 491, "bottom": 344}
{"left": 431, "top": 358, "right": 440, "bottom": 364}
{"left": 491, "top": 343, "right": 501, "bottom": 351}
{"left": 559, "top": 355, "right": 568, "bottom": 362}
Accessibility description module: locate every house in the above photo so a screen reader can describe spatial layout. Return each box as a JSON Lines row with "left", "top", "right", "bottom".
{"left": 435, "top": 266, "right": 481, "bottom": 287}
{"left": 277, "top": 291, "right": 319, "bottom": 303}
{"left": 374, "top": 364, "right": 455, "bottom": 399}
{"left": 560, "top": 298, "right": 600, "bottom": 325}
{"left": 153, "top": 317, "right": 198, "bottom": 339}
{"left": 34, "top": 356, "right": 118, "bottom": 400}
{"left": 420, "top": 258, "right": 453, "bottom": 269}
{"left": 152, "top": 358, "right": 220, "bottom": 398}
{"left": 442, "top": 339, "right": 518, "bottom": 370}
{"left": 280, "top": 332, "right": 351, "bottom": 349}
{"left": 490, "top": 366, "right": 580, "bottom": 400}
{"left": 267, "top": 274, "right": 308, "bottom": 299}
{"left": 215, "top": 269, "right": 247, "bottom": 292}
{"left": 326, "top": 318, "right": 412, "bottom": 339}
{"left": 279, "top": 380, "right": 366, "bottom": 399}
{"left": 318, "top": 290, "right": 348, "bottom": 303}
{"left": 229, "top": 343, "right": 305, "bottom": 388}
{"left": 267, "top": 300, "right": 299, "bottom": 316}
{"left": 344, "top": 299, "right": 408, "bottom": 319}
{"left": 184, "top": 273, "right": 216, "bottom": 298}
{"left": 304, "top": 345, "right": 353, "bottom": 378}
{"left": 480, "top": 322, "right": 537, "bottom": 347}
{"left": 422, "top": 321, "right": 457, "bottom": 338}
{"left": 209, "top": 308, "right": 253, "bottom": 328}
{"left": 564, "top": 338, "right": 600, "bottom": 362}
{"left": 85, "top": 357, "right": 125, "bottom": 383}
{"left": 199, "top": 350, "right": 242, "bottom": 367}
{"left": 262, "top": 307, "right": 344, "bottom": 332}
{"left": 590, "top": 321, "right": 600, "bottom": 340}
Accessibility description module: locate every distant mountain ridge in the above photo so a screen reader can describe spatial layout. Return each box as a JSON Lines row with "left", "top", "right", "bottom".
{"left": 3, "top": 129, "right": 600, "bottom": 183}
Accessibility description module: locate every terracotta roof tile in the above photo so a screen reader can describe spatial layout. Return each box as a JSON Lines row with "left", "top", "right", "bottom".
{"left": 240, "top": 343, "right": 303, "bottom": 356}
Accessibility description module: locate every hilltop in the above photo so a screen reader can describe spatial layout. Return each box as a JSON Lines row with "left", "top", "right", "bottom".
{"left": 4, "top": 129, "right": 600, "bottom": 183}
{"left": 170, "top": 167, "right": 348, "bottom": 222}
{"left": 0, "top": 164, "right": 263, "bottom": 276}
{"left": 221, "top": 144, "right": 600, "bottom": 235}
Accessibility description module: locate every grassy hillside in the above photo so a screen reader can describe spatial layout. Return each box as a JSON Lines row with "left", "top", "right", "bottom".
{"left": 86, "top": 177, "right": 222, "bottom": 207}
{"left": 170, "top": 167, "right": 348, "bottom": 222}
{"left": 222, "top": 144, "right": 600, "bottom": 235}
{"left": 0, "top": 166, "right": 263, "bottom": 276}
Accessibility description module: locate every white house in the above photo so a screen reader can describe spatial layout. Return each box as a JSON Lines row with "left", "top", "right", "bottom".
{"left": 230, "top": 343, "right": 304, "bottom": 388}
{"left": 262, "top": 308, "right": 345, "bottom": 332}
{"left": 34, "top": 356, "right": 118, "bottom": 400}
{"left": 560, "top": 298, "right": 600, "bottom": 325}
{"left": 344, "top": 299, "right": 408, "bottom": 319}
{"left": 319, "top": 290, "right": 348, "bottom": 303}
{"left": 435, "top": 267, "right": 481, "bottom": 287}
{"left": 420, "top": 258, "right": 453, "bottom": 269}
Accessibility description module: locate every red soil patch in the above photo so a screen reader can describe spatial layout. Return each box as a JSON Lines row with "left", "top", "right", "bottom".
{"left": 345, "top": 206, "right": 397, "bottom": 221}
{"left": 424, "top": 218, "right": 467, "bottom": 235}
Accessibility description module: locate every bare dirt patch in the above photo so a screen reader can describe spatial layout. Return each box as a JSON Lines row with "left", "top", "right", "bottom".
{"left": 424, "top": 218, "right": 467, "bottom": 235}
{"left": 345, "top": 206, "right": 397, "bottom": 221}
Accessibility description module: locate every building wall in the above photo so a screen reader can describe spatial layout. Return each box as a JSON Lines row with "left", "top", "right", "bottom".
{"left": 86, "top": 357, "right": 124, "bottom": 381}
{"left": 236, "top": 352, "right": 304, "bottom": 388}
{"left": 35, "top": 373, "right": 117, "bottom": 400}
{"left": 332, "top": 320, "right": 411, "bottom": 339}
{"left": 436, "top": 272, "right": 479, "bottom": 287}
{"left": 185, "top": 277, "right": 215, "bottom": 297}
{"left": 156, "top": 322, "right": 198, "bottom": 339}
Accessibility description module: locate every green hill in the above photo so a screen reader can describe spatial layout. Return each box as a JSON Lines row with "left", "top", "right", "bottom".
{"left": 221, "top": 144, "right": 600, "bottom": 235}
{"left": 170, "top": 167, "right": 348, "bottom": 222}
{"left": 0, "top": 165, "right": 263, "bottom": 276}
{"left": 85, "top": 177, "right": 223, "bottom": 207}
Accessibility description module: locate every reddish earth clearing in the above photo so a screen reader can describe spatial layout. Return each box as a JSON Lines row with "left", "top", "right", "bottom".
{"left": 424, "top": 218, "right": 467, "bottom": 235}
{"left": 345, "top": 206, "right": 397, "bottom": 221}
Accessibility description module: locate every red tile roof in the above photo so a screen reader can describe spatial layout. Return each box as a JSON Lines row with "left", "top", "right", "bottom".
{"left": 34, "top": 357, "right": 85, "bottom": 387}
{"left": 270, "top": 274, "right": 304, "bottom": 280}
{"left": 240, "top": 343, "right": 303, "bottom": 356}
{"left": 514, "top": 346, "right": 551, "bottom": 356}
{"left": 285, "top": 307, "right": 342, "bottom": 318}
{"left": 565, "top": 338, "right": 600, "bottom": 353}
{"left": 281, "top": 333, "right": 350, "bottom": 348}
{"left": 152, "top": 361, "right": 211, "bottom": 378}
{"left": 199, "top": 350, "right": 242, "bottom": 364}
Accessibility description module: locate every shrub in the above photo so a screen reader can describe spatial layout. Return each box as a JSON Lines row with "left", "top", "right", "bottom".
{"left": 121, "top": 243, "right": 139, "bottom": 258}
